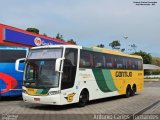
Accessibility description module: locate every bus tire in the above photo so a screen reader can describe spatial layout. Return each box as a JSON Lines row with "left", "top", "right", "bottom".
{"left": 131, "top": 85, "right": 136, "bottom": 96}
{"left": 125, "top": 85, "right": 131, "bottom": 98}
{"left": 78, "top": 89, "right": 89, "bottom": 107}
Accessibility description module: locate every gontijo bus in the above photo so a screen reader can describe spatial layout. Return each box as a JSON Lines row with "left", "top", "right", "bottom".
{"left": 0, "top": 46, "right": 28, "bottom": 98}
{"left": 16, "top": 45, "right": 143, "bottom": 107}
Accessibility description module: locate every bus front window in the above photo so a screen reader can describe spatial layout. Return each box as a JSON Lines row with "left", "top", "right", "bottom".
{"left": 25, "top": 59, "right": 59, "bottom": 88}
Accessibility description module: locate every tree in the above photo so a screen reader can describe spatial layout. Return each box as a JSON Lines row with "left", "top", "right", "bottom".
{"left": 152, "top": 57, "right": 160, "bottom": 66}
{"left": 129, "top": 44, "right": 137, "bottom": 52}
{"left": 109, "top": 40, "right": 125, "bottom": 52}
{"left": 56, "top": 33, "right": 64, "bottom": 41}
{"left": 26, "top": 28, "right": 39, "bottom": 34}
{"left": 109, "top": 40, "right": 121, "bottom": 50}
{"left": 43, "top": 33, "right": 47, "bottom": 36}
{"left": 132, "top": 51, "right": 152, "bottom": 64}
{"left": 121, "top": 48, "right": 125, "bottom": 52}
{"left": 97, "top": 44, "right": 105, "bottom": 48}
{"left": 67, "top": 39, "right": 77, "bottom": 45}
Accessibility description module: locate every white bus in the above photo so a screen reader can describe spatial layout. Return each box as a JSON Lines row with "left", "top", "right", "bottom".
{"left": 16, "top": 45, "right": 143, "bottom": 107}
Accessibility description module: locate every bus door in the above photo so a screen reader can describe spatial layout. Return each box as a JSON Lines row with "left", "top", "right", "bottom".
{"left": 60, "top": 48, "right": 78, "bottom": 103}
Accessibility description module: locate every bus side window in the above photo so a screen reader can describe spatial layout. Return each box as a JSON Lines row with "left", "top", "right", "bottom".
{"left": 112, "top": 57, "right": 117, "bottom": 69}
{"left": 80, "top": 58, "right": 85, "bottom": 66}
{"left": 123, "top": 58, "right": 127, "bottom": 69}
{"left": 127, "top": 59, "right": 132, "bottom": 69}
{"left": 79, "top": 50, "right": 93, "bottom": 68}
{"left": 94, "top": 53, "right": 104, "bottom": 68}
{"left": 138, "top": 60, "right": 143, "bottom": 70}
{"left": 106, "top": 55, "right": 113, "bottom": 69}
{"left": 65, "top": 49, "right": 77, "bottom": 66}
{"left": 131, "top": 59, "right": 136, "bottom": 69}
{"left": 117, "top": 56, "right": 123, "bottom": 69}
{"left": 135, "top": 59, "right": 138, "bottom": 70}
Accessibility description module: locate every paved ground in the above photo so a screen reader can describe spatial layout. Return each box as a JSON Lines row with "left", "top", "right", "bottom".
{"left": 0, "top": 82, "right": 160, "bottom": 120}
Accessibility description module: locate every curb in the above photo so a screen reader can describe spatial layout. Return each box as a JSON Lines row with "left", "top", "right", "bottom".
{"left": 144, "top": 79, "right": 160, "bottom": 82}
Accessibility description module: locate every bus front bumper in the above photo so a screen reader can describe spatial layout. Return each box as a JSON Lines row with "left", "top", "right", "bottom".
{"left": 22, "top": 93, "right": 61, "bottom": 105}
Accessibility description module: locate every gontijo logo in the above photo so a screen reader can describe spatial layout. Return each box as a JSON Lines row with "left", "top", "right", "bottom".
{"left": 34, "top": 37, "right": 42, "bottom": 46}
{"left": 65, "top": 93, "right": 76, "bottom": 102}
{"left": 0, "top": 72, "right": 17, "bottom": 94}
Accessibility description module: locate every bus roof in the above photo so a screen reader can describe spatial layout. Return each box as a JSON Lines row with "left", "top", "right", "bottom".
{"left": 29, "top": 45, "right": 142, "bottom": 59}
{"left": 83, "top": 46, "right": 142, "bottom": 59}
{"left": 30, "top": 44, "right": 82, "bottom": 49}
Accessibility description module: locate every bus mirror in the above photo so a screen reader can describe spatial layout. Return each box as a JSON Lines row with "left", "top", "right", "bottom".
{"left": 55, "top": 58, "right": 64, "bottom": 72}
{"left": 15, "top": 58, "right": 26, "bottom": 72}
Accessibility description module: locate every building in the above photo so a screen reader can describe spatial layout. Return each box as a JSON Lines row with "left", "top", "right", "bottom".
{"left": 0, "top": 23, "right": 70, "bottom": 47}
{"left": 143, "top": 64, "right": 160, "bottom": 70}
{"left": 143, "top": 64, "right": 160, "bottom": 78}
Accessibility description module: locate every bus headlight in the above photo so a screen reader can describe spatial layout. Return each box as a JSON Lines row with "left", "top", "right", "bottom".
{"left": 22, "top": 89, "right": 27, "bottom": 94}
{"left": 48, "top": 90, "right": 60, "bottom": 95}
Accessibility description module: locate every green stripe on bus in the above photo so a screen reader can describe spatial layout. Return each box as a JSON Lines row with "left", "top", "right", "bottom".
{"left": 41, "top": 89, "right": 49, "bottom": 94}
{"left": 92, "top": 69, "right": 117, "bottom": 92}
{"left": 92, "top": 69, "right": 110, "bottom": 92}
{"left": 36, "top": 89, "right": 49, "bottom": 94}
{"left": 102, "top": 69, "right": 117, "bottom": 91}
{"left": 36, "top": 89, "right": 43, "bottom": 94}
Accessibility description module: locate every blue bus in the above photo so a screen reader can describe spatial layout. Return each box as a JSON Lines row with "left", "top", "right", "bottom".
{"left": 0, "top": 46, "right": 28, "bottom": 98}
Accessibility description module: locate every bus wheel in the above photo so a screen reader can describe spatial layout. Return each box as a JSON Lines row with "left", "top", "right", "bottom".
{"left": 131, "top": 85, "right": 136, "bottom": 96}
{"left": 78, "top": 90, "right": 89, "bottom": 107}
{"left": 125, "top": 85, "right": 131, "bottom": 98}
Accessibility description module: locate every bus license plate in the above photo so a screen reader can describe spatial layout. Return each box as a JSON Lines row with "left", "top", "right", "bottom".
{"left": 34, "top": 98, "right": 40, "bottom": 101}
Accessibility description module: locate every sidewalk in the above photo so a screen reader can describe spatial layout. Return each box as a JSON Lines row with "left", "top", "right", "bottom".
{"left": 144, "top": 79, "right": 160, "bottom": 82}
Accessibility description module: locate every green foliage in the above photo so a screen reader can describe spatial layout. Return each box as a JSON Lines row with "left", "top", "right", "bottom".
{"left": 132, "top": 50, "right": 152, "bottom": 64}
{"left": 152, "top": 70, "right": 160, "bottom": 75}
{"left": 97, "top": 44, "right": 105, "bottom": 48}
{"left": 43, "top": 33, "right": 47, "bottom": 36}
{"left": 56, "top": 33, "right": 64, "bottom": 41}
{"left": 67, "top": 39, "right": 77, "bottom": 45}
{"left": 109, "top": 40, "right": 121, "bottom": 50}
{"left": 144, "top": 69, "right": 160, "bottom": 75}
{"left": 129, "top": 44, "right": 137, "bottom": 52}
{"left": 109, "top": 40, "right": 125, "bottom": 52}
{"left": 152, "top": 57, "right": 160, "bottom": 66}
{"left": 144, "top": 70, "right": 151, "bottom": 75}
{"left": 121, "top": 48, "right": 125, "bottom": 52}
{"left": 26, "top": 28, "right": 39, "bottom": 34}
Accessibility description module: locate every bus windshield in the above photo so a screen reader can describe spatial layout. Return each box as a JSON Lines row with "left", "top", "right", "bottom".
{"left": 25, "top": 59, "right": 59, "bottom": 88}
{"left": 24, "top": 48, "right": 63, "bottom": 88}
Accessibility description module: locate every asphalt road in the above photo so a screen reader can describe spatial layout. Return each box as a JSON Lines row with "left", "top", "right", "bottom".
{"left": 0, "top": 82, "right": 160, "bottom": 120}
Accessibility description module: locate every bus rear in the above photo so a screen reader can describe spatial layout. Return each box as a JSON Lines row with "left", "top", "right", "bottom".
{"left": 0, "top": 46, "right": 28, "bottom": 97}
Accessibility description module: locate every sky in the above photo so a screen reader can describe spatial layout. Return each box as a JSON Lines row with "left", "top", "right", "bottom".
{"left": 0, "top": 0, "right": 160, "bottom": 56}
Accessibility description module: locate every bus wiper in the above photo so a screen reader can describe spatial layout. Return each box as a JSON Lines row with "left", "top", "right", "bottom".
{"left": 26, "top": 80, "right": 36, "bottom": 83}
{"left": 36, "top": 85, "right": 49, "bottom": 89}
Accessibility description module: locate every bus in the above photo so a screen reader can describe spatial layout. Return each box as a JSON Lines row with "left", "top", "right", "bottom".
{"left": 16, "top": 45, "right": 143, "bottom": 107}
{"left": 0, "top": 46, "right": 28, "bottom": 98}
